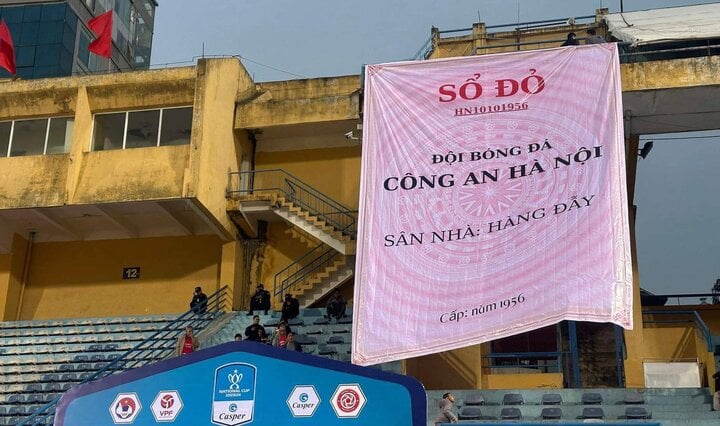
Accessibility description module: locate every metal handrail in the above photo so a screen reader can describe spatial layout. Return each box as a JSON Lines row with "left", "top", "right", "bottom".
{"left": 274, "top": 243, "right": 326, "bottom": 297}
{"left": 278, "top": 248, "right": 342, "bottom": 300}
{"left": 483, "top": 351, "right": 567, "bottom": 373}
{"left": 227, "top": 169, "right": 357, "bottom": 238}
{"left": 642, "top": 310, "right": 713, "bottom": 352}
{"left": 19, "top": 286, "right": 229, "bottom": 425}
{"left": 413, "top": 14, "right": 597, "bottom": 59}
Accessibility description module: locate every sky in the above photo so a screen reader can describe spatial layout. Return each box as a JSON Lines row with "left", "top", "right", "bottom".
{"left": 152, "top": 0, "right": 720, "bottom": 296}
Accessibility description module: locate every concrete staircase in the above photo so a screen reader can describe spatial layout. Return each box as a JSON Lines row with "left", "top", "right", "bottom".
{"left": 273, "top": 195, "right": 355, "bottom": 255}
{"left": 293, "top": 255, "right": 354, "bottom": 308}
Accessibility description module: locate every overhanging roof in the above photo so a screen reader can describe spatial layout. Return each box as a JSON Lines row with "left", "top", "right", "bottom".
{"left": 604, "top": 3, "right": 720, "bottom": 46}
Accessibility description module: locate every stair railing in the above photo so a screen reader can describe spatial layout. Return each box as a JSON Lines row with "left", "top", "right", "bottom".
{"left": 19, "top": 286, "right": 230, "bottom": 426}
{"left": 642, "top": 310, "right": 713, "bottom": 352}
{"left": 227, "top": 169, "right": 357, "bottom": 238}
{"left": 274, "top": 245, "right": 344, "bottom": 301}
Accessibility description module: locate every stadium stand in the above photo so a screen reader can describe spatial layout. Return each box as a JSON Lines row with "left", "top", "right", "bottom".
{"left": 1, "top": 288, "right": 227, "bottom": 425}
{"left": 427, "top": 388, "right": 719, "bottom": 424}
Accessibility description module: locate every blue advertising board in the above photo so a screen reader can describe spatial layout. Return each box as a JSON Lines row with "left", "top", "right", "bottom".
{"left": 55, "top": 341, "right": 426, "bottom": 425}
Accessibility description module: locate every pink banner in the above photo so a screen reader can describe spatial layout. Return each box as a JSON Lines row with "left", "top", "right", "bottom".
{"left": 353, "top": 44, "right": 633, "bottom": 366}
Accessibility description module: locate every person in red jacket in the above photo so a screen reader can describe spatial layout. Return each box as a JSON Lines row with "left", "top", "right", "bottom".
{"left": 176, "top": 326, "right": 199, "bottom": 356}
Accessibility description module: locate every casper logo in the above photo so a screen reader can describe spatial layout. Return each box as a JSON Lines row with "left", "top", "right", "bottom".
{"left": 286, "top": 385, "right": 320, "bottom": 417}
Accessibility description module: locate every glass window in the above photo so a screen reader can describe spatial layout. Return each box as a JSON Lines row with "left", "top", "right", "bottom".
{"left": 38, "top": 21, "right": 63, "bottom": 44}
{"left": 47, "top": 118, "right": 74, "bottom": 154}
{"left": 62, "top": 23, "right": 75, "bottom": 53}
{"left": 41, "top": 3, "right": 66, "bottom": 22}
{"left": 22, "top": 5, "right": 41, "bottom": 22}
{"left": 35, "top": 44, "right": 61, "bottom": 67}
{"left": 93, "top": 113, "right": 125, "bottom": 151}
{"left": 125, "top": 110, "right": 159, "bottom": 149}
{"left": 159, "top": 107, "right": 193, "bottom": 146}
{"left": 16, "top": 46, "right": 35, "bottom": 68}
{"left": 20, "top": 22, "right": 40, "bottom": 45}
{"left": 0, "top": 122, "right": 11, "bottom": 157}
{"left": 10, "top": 119, "right": 47, "bottom": 157}
{"left": 33, "top": 65, "right": 58, "bottom": 79}
{"left": 2, "top": 7, "right": 24, "bottom": 24}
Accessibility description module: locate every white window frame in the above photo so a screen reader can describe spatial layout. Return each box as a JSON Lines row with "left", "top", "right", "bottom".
{"left": 2, "top": 117, "right": 74, "bottom": 157}
{"left": 90, "top": 106, "right": 192, "bottom": 152}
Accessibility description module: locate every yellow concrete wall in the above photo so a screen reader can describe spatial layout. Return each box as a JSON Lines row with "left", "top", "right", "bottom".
{"left": 406, "top": 345, "right": 484, "bottom": 390}
{"left": 485, "top": 373, "right": 563, "bottom": 389}
{"left": 255, "top": 146, "right": 362, "bottom": 208}
{"left": 0, "top": 155, "right": 69, "bottom": 208}
{"left": 261, "top": 222, "right": 319, "bottom": 296}
{"left": 0, "top": 234, "right": 28, "bottom": 320}
{"left": 72, "top": 146, "right": 189, "bottom": 203}
{"left": 185, "top": 59, "right": 252, "bottom": 239}
{"left": 236, "top": 76, "right": 361, "bottom": 128}
{"left": 18, "top": 235, "right": 223, "bottom": 320}
{"left": 642, "top": 327, "right": 699, "bottom": 361}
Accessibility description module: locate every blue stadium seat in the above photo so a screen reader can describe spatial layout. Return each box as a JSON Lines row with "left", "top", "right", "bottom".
{"left": 458, "top": 406, "right": 483, "bottom": 420}
{"left": 305, "top": 326, "right": 323, "bottom": 335}
{"left": 464, "top": 392, "right": 485, "bottom": 406}
{"left": 302, "top": 308, "right": 323, "bottom": 317}
{"left": 500, "top": 407, "right": 522, "bottom": 420}
{"left": 541, "top": 407, "right": 562, "bottom": 420}
{"left": 104, "top": 343, "right": 119, "bottom": 351}
{"left": 541, "top": 393, "right": 562, "bottom": 405}
{"left": 60, "top": 373, "right": 78, "bottom": 382}
{"left": 26, "top": 394, "right": 44, "bottom": 404}
{"left": 42, "top": 373, "right": 60, "bottom": 382}
{"left": 502, "top": 393, "right": 524, "bottom": 405}
{"left": 625, "top": 406, "right": 650, "bottom": 419}
{"left": 264, "top": 318, "right": 280, "bottom": 328}
{"left": 313, "top": 317, "right": 330, "bottom": 325}
{"left": 330, "top": 325, "right": 350, "bottom": 334}
{"left": 7, "top": 394, "right": 25, "bottom": 404}
{"left": 25, "top": 383, "right": 43, "bottom": 393}
{"left": 295, "top": 335, "right": 317, "bottom": 345}
{"left": 327, "top": 335, "right": 344, "bottom": 345}
{"left": 581, "top": 407, "right": 604, "bottom": 419}
{"left": 90, "top": 354, "right": 106, "bottom": 362}
{"left": 73, "top": 354, "right": 89, "bottom": 363}
{"left": 317, "top": 344, "right": 337, "bottom": 356}
{"left": 8, "top": 406, "right": 27, "bottom": 415}
{"left": 285, "top": 317, "right": 302, "bottom": 327}
{"left": 59, "top": 364, "right": 75, "bottom": 372}
{"left": 624, "top": 391, "right": 644, "bottom": 404}
{"left": 338, "top": 316, "right": 352, "bottom": 324}
{"left": 582, "top": 392, "right": 603, "bottom": 405}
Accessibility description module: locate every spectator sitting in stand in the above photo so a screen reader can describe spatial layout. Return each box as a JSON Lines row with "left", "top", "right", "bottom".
{"left": 271, "top": 323, "right": 288, "bottom": 348}
{"left": 326, "top": 289, "right": 347, "bottom": 322}
{"left": 234, "top": 333, "right": 243, "bottom": 342}
{"left": 285, "top": 332, "right": 303, "bottom": 352}
{"left": 247, "top": 283, "right": 271, "bottom": 315}
{"left": 190, "top": 286, "right": 208, "bottom": 314}
{"left": 271, "top": 321, "right": 292, "bottom": 341}
{"left": 561, "top": 32, "right": 579, "bottom": 46}
{"left": 244, "top": 315, "right": 267, "bottom": 343}
{"left": 281, "top": 293, "right": 300, "bottom": 322}
{"left": 585, "top": 28, "right": 606, "bottom": 44}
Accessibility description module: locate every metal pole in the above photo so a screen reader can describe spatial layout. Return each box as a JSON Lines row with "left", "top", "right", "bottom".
{"left": 568, "top": 321, "right": 581, "bottom": 388}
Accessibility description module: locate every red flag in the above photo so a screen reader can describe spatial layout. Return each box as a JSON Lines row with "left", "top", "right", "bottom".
{"left": 88, "top": 10, "right": 112, "bottom": 58}
{"left": 0, "top": 19, "right": 16, "bottom": 75}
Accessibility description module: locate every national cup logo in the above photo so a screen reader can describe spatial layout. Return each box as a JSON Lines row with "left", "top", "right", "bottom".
{"left": 212, "top": 363, "right": 256, "bottom": 426}
{"left": 228, "top": 370, "right": 243, "bottom": 390}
